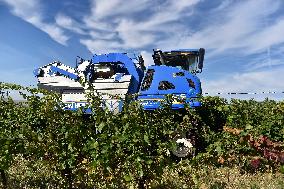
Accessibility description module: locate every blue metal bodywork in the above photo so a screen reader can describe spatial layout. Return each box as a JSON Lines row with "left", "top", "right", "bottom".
{"left": 138, "top": 48, "right": 204, "bottom": 110}
{"left": 139, "top": 66, "right": 201, "bottom": 95}
{"left": 49, "top": 66, "right": 79, "bottom": 80}
{"left": 138, "top": 66, "right": 201, "bottom": 110}
{"left": 34, "top": 49, "right": 204, "bottom": 112}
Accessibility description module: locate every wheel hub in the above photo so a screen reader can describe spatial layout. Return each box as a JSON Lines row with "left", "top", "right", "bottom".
{"left": 172, "top": 136, "right": 194, "bottom": 158}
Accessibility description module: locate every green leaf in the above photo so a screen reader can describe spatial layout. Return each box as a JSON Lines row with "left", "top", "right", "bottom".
{"left": 18, "top": 134, "right": 23, "bottom": 139}
{"left": 240, "top": 130, "right": 248, "bottom": 137}
{"left": 245, "top": 124, "right": 253, "bottom": 130}
{"left": 216, "top": 145, "right": 222, "bottom": 154}
{"left": 144, "top": 134, "right": 149, "bottom": 144}
{"left": 138, "top": 169, "right": 144, "bottom": 177}
{"left": 97, "top": 122, "right": 105, "bottom": 132}
{"left": 136, "top": 156, "right": 141, "bottom": 162}
{"left": 280, "top": 165, "right": 284, "bottom": 174}
{"left": 124, "top": 174, "right": 133, "bottom": 182}
{"left": 146, "top": 159, "right": 153, "bottom": 165}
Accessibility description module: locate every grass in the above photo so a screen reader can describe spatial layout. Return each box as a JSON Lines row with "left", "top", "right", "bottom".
{"left": 154, "top": 164, "right": 284, "bottom": 189}
{"left": 1, "top": 156, "right": 284, "bottom": 189}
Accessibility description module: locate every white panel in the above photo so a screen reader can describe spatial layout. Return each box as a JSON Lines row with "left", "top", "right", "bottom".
{"left": 62, "top": 93, "right": 87, "bottom": 102}
{"left": 56, "top": 64, "right": 77, "bottom": 74}
{"left": 95, "top": 89, "right": 129, "bottom": 96}
{"left": 77, "top": 61, "right": 90, "bottom": 72}
{"left": 92, "top": 82, "right": 130, "bottom": 90}
{"left": 94, "top": 75, "right": 132, "bottom": 83}
{"left": 38, "top": 76, "right": 82, "bottom": 88}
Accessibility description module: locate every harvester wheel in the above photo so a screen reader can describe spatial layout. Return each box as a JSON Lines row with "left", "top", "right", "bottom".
{"left": 171, "top": 130, "right": 196, "bottom": 158}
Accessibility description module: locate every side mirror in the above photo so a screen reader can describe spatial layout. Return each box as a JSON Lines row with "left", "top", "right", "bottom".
{"left": 198, "top": 48, "right": 205, "bottom": 69}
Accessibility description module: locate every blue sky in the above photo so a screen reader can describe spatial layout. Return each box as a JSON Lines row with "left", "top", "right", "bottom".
{"left": 0, "top": 0, "right": 284, "bottom": 100}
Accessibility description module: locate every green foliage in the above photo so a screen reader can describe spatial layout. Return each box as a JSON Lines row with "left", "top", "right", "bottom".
{"left": 0, "top": 83, "right": 284, "bottom": 188}
{"left": 0, "top": 83, "right": 192, "bottom": 188}
{"left": 197, "top": 97, "right": 284, "bottom": 171}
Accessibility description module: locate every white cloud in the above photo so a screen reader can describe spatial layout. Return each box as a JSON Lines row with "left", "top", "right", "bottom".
{"left": 1, "top": 0, "right": 69, "bottom": 45}
{"left": 89, "top": 30, "right": 117, "bottom": 40}
{"left": 3, "top": 0, "right": 283, "bottom": 58}
{"left": 115, "top": 19, "right": 157, "bottom": 49}
{"left": 81, "top": 0, "right": 201, "bottom": 52}
{"left": 251, "top": 60, "right": 284, "bottom": 70}
{"left": 83, "top": 0, "right": 152, "bottom": 32}
{"left": 79, "top": 38, "right": 121, "bottom": 53}
{"left": 212, "top": 0, "right": 233, "bottom": 12}
{"left": 79, "top": 0, "right": 284, "bottom": 97}
{"left": 55, "top": 13, "right": 86, "bottom": 35}
{"left": 39, "top": 24, "right": 68, "bottom": 45}
{"left": 2, "top": 0, "right": 284, "bottom": 98}
{"left": 245, "top": 52, "right": 284, "bottom": 71}
{"left": 0, "top": 0, "right": 38, "bottom": 18}
{"left": 246, "top": 18, "right": 284, "bottom": 53}
{"left": 130, "top": 0, "right": 199, "bottom": 28}
{"left": 89, "top": 0, "right": 151, "bottom": 20}
{"left": 202, "top": 67, "right": 284, "bottom": 94}
{"left": 169, "top": 0, "right": 283, "bottom": 57}
{"left": 79, "top": 0, "right": 284, "bottom": 65}
{"left": 81, "top": 0, "right": 284, "bottom": 60}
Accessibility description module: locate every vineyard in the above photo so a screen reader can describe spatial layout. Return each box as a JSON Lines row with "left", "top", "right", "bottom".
{"left": 0, "top": 83, "right": 284, "bottom": 188}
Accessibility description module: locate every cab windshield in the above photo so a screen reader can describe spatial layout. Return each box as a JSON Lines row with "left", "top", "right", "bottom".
{"left": 152, "top": 51, "right": 199, "bottom": 73}
{"left": 163, "top": 55, "right": 197, "bottom": 71}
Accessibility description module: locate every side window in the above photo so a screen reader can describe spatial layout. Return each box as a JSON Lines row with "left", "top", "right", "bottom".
{"left": 141, "top": 69, "right": 155, "bottom": 91}
{"left": 187, "top": 78, "right": 195, "bottom": 89}
{"left": 158, "top": 81, "right": 175, "bottom": 90}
